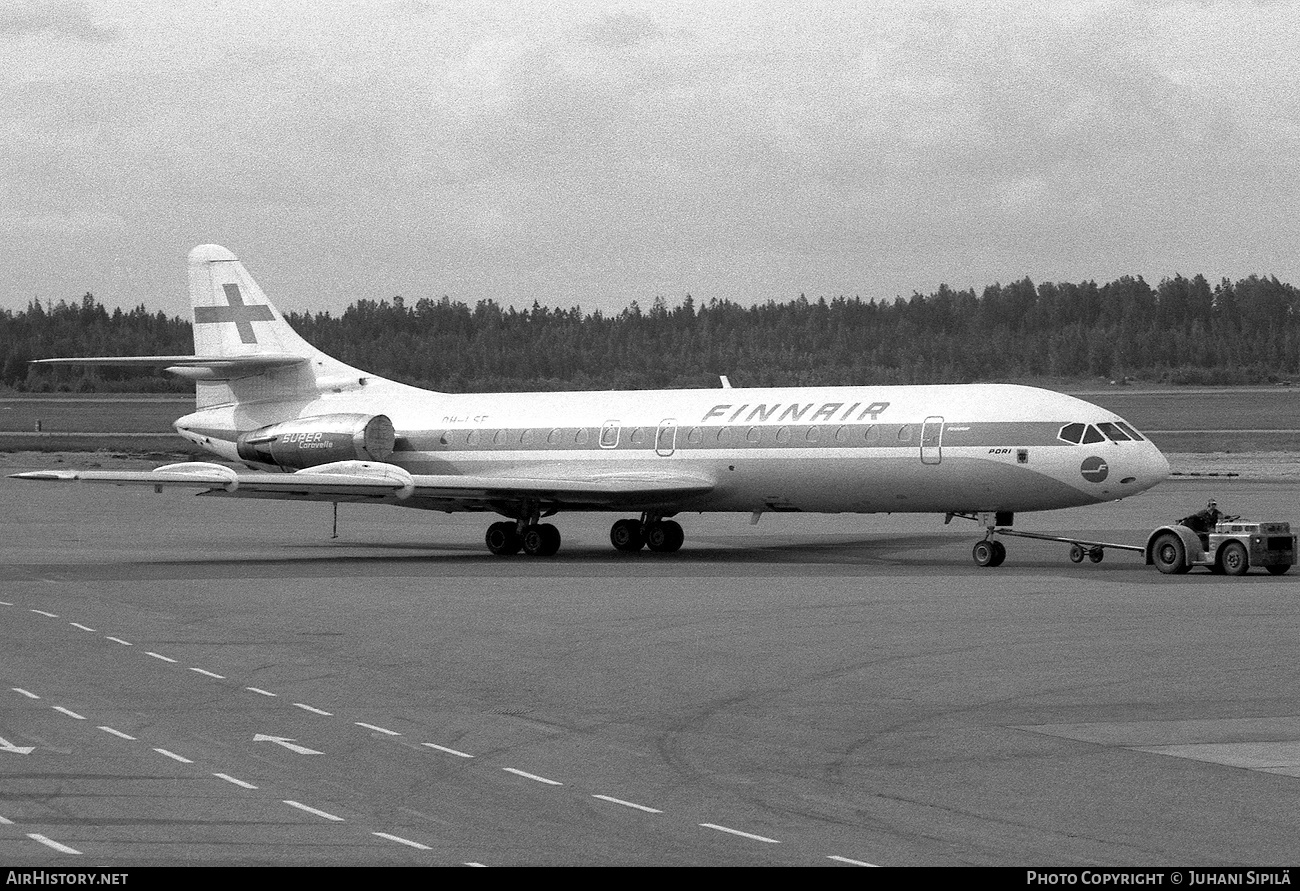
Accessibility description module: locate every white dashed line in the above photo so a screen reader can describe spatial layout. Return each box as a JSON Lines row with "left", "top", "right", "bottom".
{"left": 284, "top": 800, "right": 344, "bottom": 822}
{"left": 0, "top": 815, "right": 12, "bottom": 825}
{"left": 153, "top": 748, "right": 192, "bottom": 764}
{"left": 105, "top": 637, "right": 132, "bottom": 646}
{"left": 98, "top": 726, "right": 136, "bottom": 740}
{"left": 828, "top": 855, "right": 877, "bottom": 866}
{"left": 421, "top": 742, "right": 473, "bottom": 758}
{"left": 29, "top": 609, "right": 58, "bottom": 618}
{"left": 294, "top": 703, "right": 332, "bottom": 716}
{"left": 373, "top": 831, "right": 431, "bottom": 850}
{"left": 146, "top": 652, "right": 177, "bottom": 663}
{"left": 190, "top": 667, "right": 225, "bottom": 679}
{"left": 52, "top": 706, "right": 85, "bottom": 720}
{"left": 69, "top": 623, "right": 96, "bottom": 632}
{"left": 592, "top": 794, "right": 662, "bottom": 814}
{"left": 28, "top": 834, "right": 81, "bottom": 855}
{"left": 214, "top": 773, "right": 258, "bottom": 790}
{"left": 246, "top": 687, "right": 278, "bottom": 697}
{"left": 355, "top": 722, "right": 400, "bottom": 736}
{"left": 12, "top": 688, "right": 39, "bottom": 699}
{"left": 502, "top": 767, "right": 562, "bottom": 786}
{"left": 699, "top": 823, "right": 780, "bottom": 844}
{"left": 0, "top": 601, "right": 12, "bottom": 606}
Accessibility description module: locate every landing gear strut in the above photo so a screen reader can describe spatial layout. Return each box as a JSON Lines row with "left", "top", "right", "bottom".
{"left": 611, "top": 514, "right": 684, "bottom": 553}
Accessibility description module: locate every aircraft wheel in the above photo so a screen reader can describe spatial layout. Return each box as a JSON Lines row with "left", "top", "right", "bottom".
{"left": 989, "top": 539, "right": 1006, "bottom": 567}
{"left": 485, "top": 522, "right": 521, "bottom": 556}
{"left": 522, "top": 523, "right": 561, "bottom": 557}
{"left": 646, "top": 520, "right": 685, "bottom": 553}
{"left": 1069, "top": 544, "right": 1085, "bottom": 563}
{"left": 1088, "top": 547, "right": 1104, "bottom": 564}
{"left": 1219, "top": 540, "right": 1249, "bottom": 576}
{"left": 610, "top": 519, "right": 644, "bottom": 552}
{"left": 1152, "top": 532, "right": 1189, "bottom": 574}
{"left": 1266, "top": 565, "right": 1290, "bottom": 576}
{"left": 972, "top": 540, "right": 1000, "bottom": 567}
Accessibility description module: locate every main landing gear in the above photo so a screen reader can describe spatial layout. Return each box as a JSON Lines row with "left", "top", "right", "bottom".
{"left": 485, "top": 520, "right": 561, "bottom": 557}
{"left": 611, "top": 515, "right": 685, "bottom": 554}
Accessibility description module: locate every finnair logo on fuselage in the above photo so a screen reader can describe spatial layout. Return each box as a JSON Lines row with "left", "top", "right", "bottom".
{"left": 194, "top": 283, "right": 275, "bottom": 345}
{"left": 701, "top": 401, "right": 890, "bottom": 424}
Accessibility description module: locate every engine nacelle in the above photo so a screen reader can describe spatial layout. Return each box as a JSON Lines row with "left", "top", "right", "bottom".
{"left": 236, "top": 413, "right": 396, "bottom": 470}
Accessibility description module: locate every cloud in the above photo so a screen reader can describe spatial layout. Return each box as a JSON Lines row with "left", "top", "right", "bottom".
{"left": 0, "top": 0, "right": 116, "bottom": 42}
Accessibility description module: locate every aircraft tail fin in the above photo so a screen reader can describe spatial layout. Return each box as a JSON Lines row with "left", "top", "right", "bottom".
{"left": 185, "top": 244, "right": 365, "bottom": 408}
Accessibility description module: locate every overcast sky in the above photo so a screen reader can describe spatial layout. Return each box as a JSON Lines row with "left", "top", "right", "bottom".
{"left": 2, "top": 0, "right": 1297, "bottom": 318}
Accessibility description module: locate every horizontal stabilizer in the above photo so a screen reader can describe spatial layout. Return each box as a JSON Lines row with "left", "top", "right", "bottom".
{"left": 33, "top": 354, "right": 306, "bottom": 369}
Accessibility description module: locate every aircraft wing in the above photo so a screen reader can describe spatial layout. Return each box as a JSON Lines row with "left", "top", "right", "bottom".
{"left": 10, "top": 460, "right": 716, "bottom": 510}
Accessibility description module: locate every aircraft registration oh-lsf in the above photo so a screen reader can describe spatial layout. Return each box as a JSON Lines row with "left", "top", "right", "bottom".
{"left": 13, "top": 245, "right": 1170, "bottom": 565}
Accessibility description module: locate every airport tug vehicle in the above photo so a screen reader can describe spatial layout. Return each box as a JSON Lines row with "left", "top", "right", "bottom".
{"left": 959, "top": 500, "right": 1296, "bottom": 575}
{"left": 1146, "top": 515, "right": 1295, "bottom": 576}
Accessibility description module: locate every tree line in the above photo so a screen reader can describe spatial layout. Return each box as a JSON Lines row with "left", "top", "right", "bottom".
{"left": 2, "top": 274, "right": 1297, "bottom": 393}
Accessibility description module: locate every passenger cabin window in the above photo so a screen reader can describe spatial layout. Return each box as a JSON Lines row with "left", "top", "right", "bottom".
{"left": 687, "top": 426, "right": 702, "bottom": 444}
{"left": 629, "top": 427, "right": 645, "bottom": 445}
{"left": 575, "top": 428, "right": 589, "bottom": 445}
{"left": 776, "top": 426, "right": 791, "bottom": 444}
{"left": 897, "top": 425, "right": 913, "bottom": 443}
{"left": 1097, "top": 422, "right": 1131, "bottom": 442}
{"left": 746, "top": 426, "right": 761, "bottom": 443}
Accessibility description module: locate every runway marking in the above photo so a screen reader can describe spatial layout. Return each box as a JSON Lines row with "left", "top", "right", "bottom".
{"left": 98, "top": 726, "right": 136, "bottom": 740}
{"left": 154, "top": 748, "right": 193, "bottom": 764}
{"left": 373, "top": 831, "right": 431, "bottom": 850}
{"left": 27, "top": 834, "right": 81, "bottom": 855}
{"left": 254, "top": 734, "right": 324, "bottom": 755}
{"left": 355, "top": 722, "right": 401, "bottom": 736}
{"left": 699, "top": 823, "right": 780, "bottom": 844}
{"left": 592, "top": 794, "right": 662, "bottom": 814}
{"left": 246, "top": 687, "right": 277, "bottom": 697}
{"left": 503, "top": 767, "right": 562, "bottom": 786}
{"left": 0, "top": 814, "right": 12, "bottom": 825}
{"left": 284, "top": 800, "right": 344, "bottom": 822}
{"left": 146, "top": 652, "right": 177, "bottom": 663}
{"left": 105, "top": 637, "right": 132, "bottom": 646}
{"left": 465, "top": 862, "right": 487, "bottom": 867}
{"left": 29, "top": 609, "right": 58, "bottom": 618}
{"left": 0, "top": 601, "right": 11, "bottom": 606}
{"left": 12, "top": 687, "right": 39, "bottom": 699}
{"left": 190, "top": 667, "right": 225, "bottom": 679}
{"left": 422, "top": 743, "right": 474, "bottom": 758}
{"left": 0, "top": 736, "right": 35, "bottom": 755}
{"left": 69, "top": 622, "right": 96, "bottom": 632}
{"left": 52, "top": 706, "right": 85, "bottom": 720}
{"left": 828, "top": 855, "right": 877, "bottom": 866}
{"left": 295, "top": 703, "right": 332, "bottom": 716}
{"left": 215, "top": 773, "right": 258, "bottom": 790}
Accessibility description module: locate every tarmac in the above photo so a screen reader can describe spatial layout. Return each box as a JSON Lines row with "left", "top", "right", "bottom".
{"left": 1, "top": 458, "right": 1298, "bottom": 866}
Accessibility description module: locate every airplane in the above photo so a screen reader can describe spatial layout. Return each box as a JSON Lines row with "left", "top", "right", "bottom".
{"left": 11, "top": 244, "right": 1171, "bottom": 565}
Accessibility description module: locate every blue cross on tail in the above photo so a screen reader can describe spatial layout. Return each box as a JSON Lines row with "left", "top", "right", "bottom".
{"left": 194, "top": 284, "right": 275, "bottom": 344}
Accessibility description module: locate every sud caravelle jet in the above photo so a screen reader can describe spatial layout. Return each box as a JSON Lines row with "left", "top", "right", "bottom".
{"left": 13, "top": 245, "right": 1171, "bottom": 565}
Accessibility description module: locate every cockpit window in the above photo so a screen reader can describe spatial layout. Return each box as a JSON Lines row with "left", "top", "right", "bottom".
{"left": 1059, "top": 423, "right": 1085, "bottom": 444}
{"left": 1116, "top": 421, "right": 1145, "bottom": 442}
{"left": 1097, "top": 422, "right": 1132, "bottom": 442}
{"left": 1081, "top": 425, "right": 1105, "bottom": 444}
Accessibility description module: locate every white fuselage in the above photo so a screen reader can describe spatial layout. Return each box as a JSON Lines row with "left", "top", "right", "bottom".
{"left": 176, "top": 380, "right": 1170, "bottom": 516}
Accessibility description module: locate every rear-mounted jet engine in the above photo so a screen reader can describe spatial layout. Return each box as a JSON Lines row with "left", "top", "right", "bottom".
{"left": 236, "top": 413, "right": 395, "bottom": 470}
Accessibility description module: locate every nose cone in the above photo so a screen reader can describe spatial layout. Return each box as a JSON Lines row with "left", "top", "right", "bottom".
{"left": 1136, "top": 443, "right": 1171, "bottom": 493}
